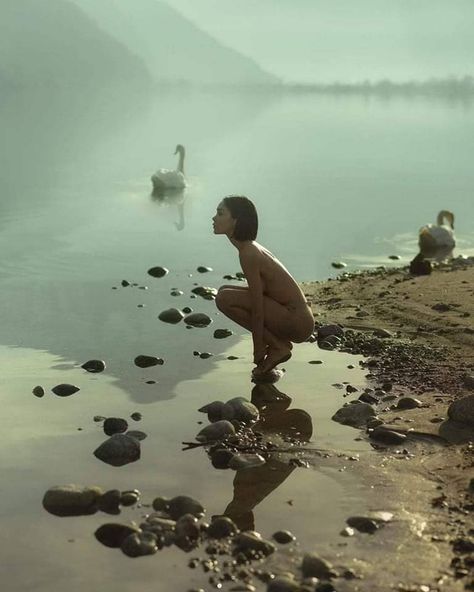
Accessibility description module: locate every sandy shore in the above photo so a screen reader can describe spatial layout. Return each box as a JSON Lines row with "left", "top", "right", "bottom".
{"left": 301, "top": 257, "right": 474, "bottom": 590}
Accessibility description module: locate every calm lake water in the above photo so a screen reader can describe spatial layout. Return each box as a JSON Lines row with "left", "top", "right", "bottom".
{"left": 0, "top": 87, "right": 472, "bottom": 590}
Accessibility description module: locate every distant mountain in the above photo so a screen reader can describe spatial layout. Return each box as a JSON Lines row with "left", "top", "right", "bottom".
{"left": 0, "top": 0, "right": 150, "bottom": 89}
{"left": 72, "top": 0, "right": 279, "bottom": 86}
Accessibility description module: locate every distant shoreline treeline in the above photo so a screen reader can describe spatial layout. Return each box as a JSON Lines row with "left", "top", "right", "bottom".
{"left": 286, "top": 75, "right": 474, "bottom": 98}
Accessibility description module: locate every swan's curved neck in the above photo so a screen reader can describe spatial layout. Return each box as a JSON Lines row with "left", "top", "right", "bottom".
{"left": 177, "top": 149, "right": 185, "bottom": 174}
{"left": 437, "top": 210, "right": 454, "bottom": 228}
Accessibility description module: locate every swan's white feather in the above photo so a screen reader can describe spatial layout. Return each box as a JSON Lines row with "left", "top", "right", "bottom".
{"left": 151, "top": 168, "right": 186, "bottom": 189}
{"left": 419, "top": 224, "right": 455, "bottom": 248}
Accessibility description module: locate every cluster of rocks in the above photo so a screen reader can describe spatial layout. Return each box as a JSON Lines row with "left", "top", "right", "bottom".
{"left": 43, "top": 485, "right": 352, "bottom": 591}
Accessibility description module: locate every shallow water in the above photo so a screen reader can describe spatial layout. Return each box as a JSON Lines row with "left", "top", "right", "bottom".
{"left": 1, "top": 87, "right": 473, "bottom": 589}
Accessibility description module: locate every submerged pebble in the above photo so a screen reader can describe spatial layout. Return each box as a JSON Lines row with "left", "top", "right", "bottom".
{"left": 214, "top": 328, "right": 233, "bottom": 339}
{"left": 103, "top": 417, "right": 128, "bottom": 436}
{"left": 184, "top": 312, "right": 213, "bottom": 327}
{"left": 43, "top": 484, "right": 103, "bottom": 516}
{"left": 134, "top": 355, "right": 164, "bottom": 368}
{"left": 95, "top": 523, "right": 140, "bottom": 548}
{"left": 81, "top": 359, "right": 106, "bottom": 373}
{"left": 147, "top": 266, "right": 169, "bottom": 278}
{"left": 32, "top": 385, "right": 45, "bottom": 398}
{"left": 121, "top": 531, "right": 159, "bottom": 557}
{"left": 93, "top": 434, "right": 141, "bottom": 466}
{"left": 52, "top": 383, "right": 80, "bottom": 397}
{"left": 158, "top": 308, "right": 185, "bottom": 324}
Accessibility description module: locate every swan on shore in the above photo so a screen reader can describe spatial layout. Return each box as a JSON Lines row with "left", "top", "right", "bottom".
{"left": 418, "top": 210, "right": 455, "bottom": 256}
{"left": 151, "top": 144, "right": 186, "bottom": 194}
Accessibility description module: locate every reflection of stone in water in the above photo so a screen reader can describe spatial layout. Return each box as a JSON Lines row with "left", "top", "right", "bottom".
{"left": 223, "top": 384, "right": 314, "bottom": 531}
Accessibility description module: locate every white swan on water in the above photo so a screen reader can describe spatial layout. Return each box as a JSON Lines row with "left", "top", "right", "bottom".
{"left": 151, "top": 144, "right": 186, "bottom": 193}
{"left": 418, "top": 210, "right": 455, "bottom": 255}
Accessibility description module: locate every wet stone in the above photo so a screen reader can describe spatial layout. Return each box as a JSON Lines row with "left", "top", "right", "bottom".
{"left": 369, "top": 427, "right": 407, "bottom": 445}
{"left": 214, "top": 328, "right": 233, "bottom": 339}
{"left": 152, "top": 496, "right": 170, "bottom": 512}
{"left": 170, "top": 289, "right": 183, "bottom": 296}
{"left": 43, "top": 484, "right": 103, "bottom": 517}
{"left": 197, "top": 266, "right": 213, "bottom": 273}
{"left": 126, "top": 430, "right": 147, "bottom": 441}
{"left": 32, "top": 385, "right": 45, "bottom": 398}
{"left": 346, "top": 516, "right": 379, "bottom": 534}
{"left": 233, "top": 532, "right": 276, "bottom": 559}
{"left": 120, "top": 490, "right": 140, "bottom": 506}
{"left": 272, "top": 530, "right": 296, "bottom": 544}
{"left": 229, "top": 453, "right": 266, "bottom": 471}
{"left": 301, "top": 553, "right": 336, "bottom": 579}
{"left": 210, "top": 448, "right": 234, "bottom": 469}
{"left": 396, "top": 397, "right": 422, "bottom": 410}
{"left": 95, "top": 523, "right": 140, "bottom": 548}
{"left": 52, "top": 383, "right": 80, "bottom": 397}
{"left": 191, "top": 286, "right": 217, "bottom": 300}
{"left": 199, "top": 400, "right": 225, "bottom": 422}
{"left": 332, "top": 402, "right": 376, "bottom": 428}
{"left": 158, "top": 308, "right": 185, "bottom": 324}
{"left": 97, "top": 489, "right": 121, "bottom": 514}
{"left": 448, "top": 394, "right": 474, "bottom": 426}
{"left": 221, "top": 397, "right": 259, "bottom": 423}
{"left": 130, "top": 412, "right": 142, "bottom": 421}
{"left": 196, "top": 420, "right": 236, "bottom": 443}
{"left": 93, "top": 434, "right": 141, "bottom": 467}
{"left": 121, "top": 531, "right": 159, "bottom": 557}
{"left": 199, "top": 352, "right": 213, "bottom": 359}
{"left": 331, "top": 261, "right": 347, "bottom": 269}
{"left": 103, "top": 417, "right": 128, "bottom": 436}
{"left": 267, "top": 576, "right": 299, "bottom": 592}
{"left": 184, "top": 312, "right": 213, "bottom": 328}
{"left": 147, "top": 266, "right": 169, "bottom": 278}
{"left": 134, "top": 355, "right": 164, "bottom": 368}
{"left": 175, "top": 513, "right": 200, "bottom": 541}
{"left": 167, "top": 495, "right": 205, "bottom": 520}
{"left": 317, "top": 324, "right": 344, "bottom": 339}
{"left": 208, "top": 516, "right": 239, "bottom": 539}
{"left": 81, "top": 359, "right": 106, "bottom": 373}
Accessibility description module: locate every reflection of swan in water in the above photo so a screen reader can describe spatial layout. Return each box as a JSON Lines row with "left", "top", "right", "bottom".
{"left": 150, "top": 187, "right": 186, "bottom": 231}
{"left": 418, "top": 210, "right": 455, "bottom": 259}
{"left": 223, "top": 383, "right": 313, "bottom": 531}
{"left": 151, "top": 144, "right": 186, "bottom": 194}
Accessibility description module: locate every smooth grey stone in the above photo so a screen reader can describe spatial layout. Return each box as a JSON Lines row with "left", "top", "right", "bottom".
{"left": 121, "top": 531, "right": 158, "bottom": 557}
{"left": 95, "top": 523, "right": 140, "bottom": 547}
{"left": 301, "top": 553, "right": 336, "bottom": 579}
{"left": 272, "top": 530, "right": 296, "bottom": 544}
{"left": 346, "top": 516, "right": 379, "bottom": 534}
{"left": 229, "top": 453, "right": 266, "bottom": 470}
{"left": 198, "top": 401, "right": 225, "bottom": 422}
{"left": 120, "top": 490, "right": 140, "bottom": 506}
{"left": 103, "top": 417, "right": 128, "bottom": 436}
{"left": 184, "top": 312, "right": 213, "bottom": 327}
{"left": 93, "top": 434, "right": 141, "bottom": 466}
{"left": 32, "top": 385, "right": 45, "bottom": 398}
{"left": 143, "top": 515, "right": 175, "bottom": 532}
{"left": 197, "top": 266, "right": 213, "bottom": 273}
{"left": 267, "top": 576, "right": 299, "bottom": 592}
{"left": 233, "top": 531, "right": 276, "bottom": 558}
{"left": 158, "top": 308, "right": 185, "bottom": 324}
{"left": 448, "top": 395, "right": 474, "bottom": 426}
{"left": 43, "top": 484, "right": 103, "bottom": 516}
{"left": 81, "top": 359, "right": 106, "bottom": 373}
{"left": 130, "top": 412, "right": 142, "bottom": 421}
{"left": 191, "top": 286, "right": 217, "bottom": 300}
{"left": 147, "top": 266, "right": 169, "bottom": 278}
{"left": 332, "top": 402, "right": 376, "bottom": 427}
{"left": 222, "top": 397, "right": 259, "bottom": 423}
{"left": 152, "top": 497, "right": 170, "bottom": 512}
{"left": 175, "top": 513, "right": 200, "bottom": 540}
{"left": 369, "top": 427, "right": 407, "bottom": 445}
{"left": 134, "top": 355, "right": 164, "bottom": 368}
{"left": 167, "top": 496, "right": 205, "bottom": 520}
{"left": 199, "top": 352, "right": 213, "bottom": 359}
{"left": 317, "top": 324, "right": 344, "bottom": 339}
{"left": 196, "top": 420, "right": 235, "bottom": 442}
{"left": 207, "top": 516, "right": 238, "bottom": 539}
{"left": 397, "top": 397, "right": 423, "bottom": 409}
{"left": 52, "top": 383, "right": 80, "bottom": 397}
{"left": 214, "top": 328, "right": 233, "bottom": 339}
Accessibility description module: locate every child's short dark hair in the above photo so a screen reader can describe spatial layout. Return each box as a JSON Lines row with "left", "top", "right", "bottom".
{"left": 223, "top": 195, "right": 258, "bottom": 241}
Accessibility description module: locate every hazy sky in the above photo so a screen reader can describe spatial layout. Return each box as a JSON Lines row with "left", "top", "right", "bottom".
{"left": 164, "top": 0, "right": 474, "bottom": 83}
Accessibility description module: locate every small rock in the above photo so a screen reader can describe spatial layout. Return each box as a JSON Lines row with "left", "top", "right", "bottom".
{"left": 120, "top": 490, "right": 140, "bottom": 506}
{"left": 43, "top": 484, "right": 103, "bottom": 516}
{"left": 272, "top": 530, "right": 296, "bottom": 544}
{"left": 167, "top": 496, "right": 205, "bottom": 520}
{"left": 93, "top": 434, "right": 141, "bottom": 466}
{"left": 388, "top": 255, "right": 401, "bottom": 260}
{"left": 32, "top": 385, "right": 45, "bottom": 398}
{"left": 210, "top": 448, "right": 234, "bottom": 469}
{"left": 346, "top": 516, "right": 379, "bottom": 534}
{"left": 182, "top": 306, "right": 193, "bottom": 314}
{"left": 448, "top": 395, "right": 474, "bottom": 426}
{"left": 199, "top": 401, "right": 226, "bottom": 422}
{"left": 130, "top": 412, "right": 142, "bottom": 421}
{"left": 221, "top": 397, "right": 259, "bottom": 423}
{"left": 317, "top": 324, "right": 344, "bottom": 339}
{"left": 207, "top": 516, "right": 239, "bottom": 539}
{"left": 121, "top": 280, "right": 130, "bottom": 287}
{"left": 134, "top": 355, "right": 164, "bottom": 368}
{"left": 151, "top": 497, "right": 170, "bottom": 512}
{"left": 331, "top": 262, "right": 347, "bottom": 269}
{"left": 192, "top": 286, "right": 217, "bottom": 300}
{"left": 340, "top": 527, "right": 355, "bottom": 537}
{"left": 97, "top": 489, "right": 121, "bottom": 514}
{"left": 81, "top": 360, "right": 106, "bottom": 373}
{"left": 369, "top": 427, "right": 407, "bottom": 445}
{"left": 95, "top": 523, "right": 140, "bottom": 547}
{"left": 233, "top": 531, "right": 275, "bottom": 559}
{"left": 199, "top": 352, "right": 213, "bottom": 359}
{"left": 147, "top": 266, "right": 169, "bottom": 278}
{"left": 158, "top": 308, "right": 185, "bottom": 324}
{"left": 121, "top": 531, "right": 159, "bottom": 557}
{"left": 196, "top": 420, "right": 235, "bottom": 442}
{"left": 267, "top": 576, "right": 299, "bottom": 592}
{"left": 214, "top": 328, "right": 233, "bottom": 339}
{"left": 103, "top": 417, "right": 128, "bottom": 436}
{"left": 184, "top": 312, "right": 213, "bottom": 328}
{"left": 332, "top": 403, "right": 376, "bottom": 427}
{"left": 301, "top": 553, "right": 336, "bottom": 579}
{"left": 52, "top": 383, "right": 80, "bottom": 397}
{"left": 432, "top": 303, "right": 451, "bottom": 312}
{"left": 170, "top": 289, "right": 183, "bottom": 296}
{"left": 396, "top": 397, "right": 422, "bottom": 410}
{"left": 197, "top": 266, "right": 213, "bottom": 273}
